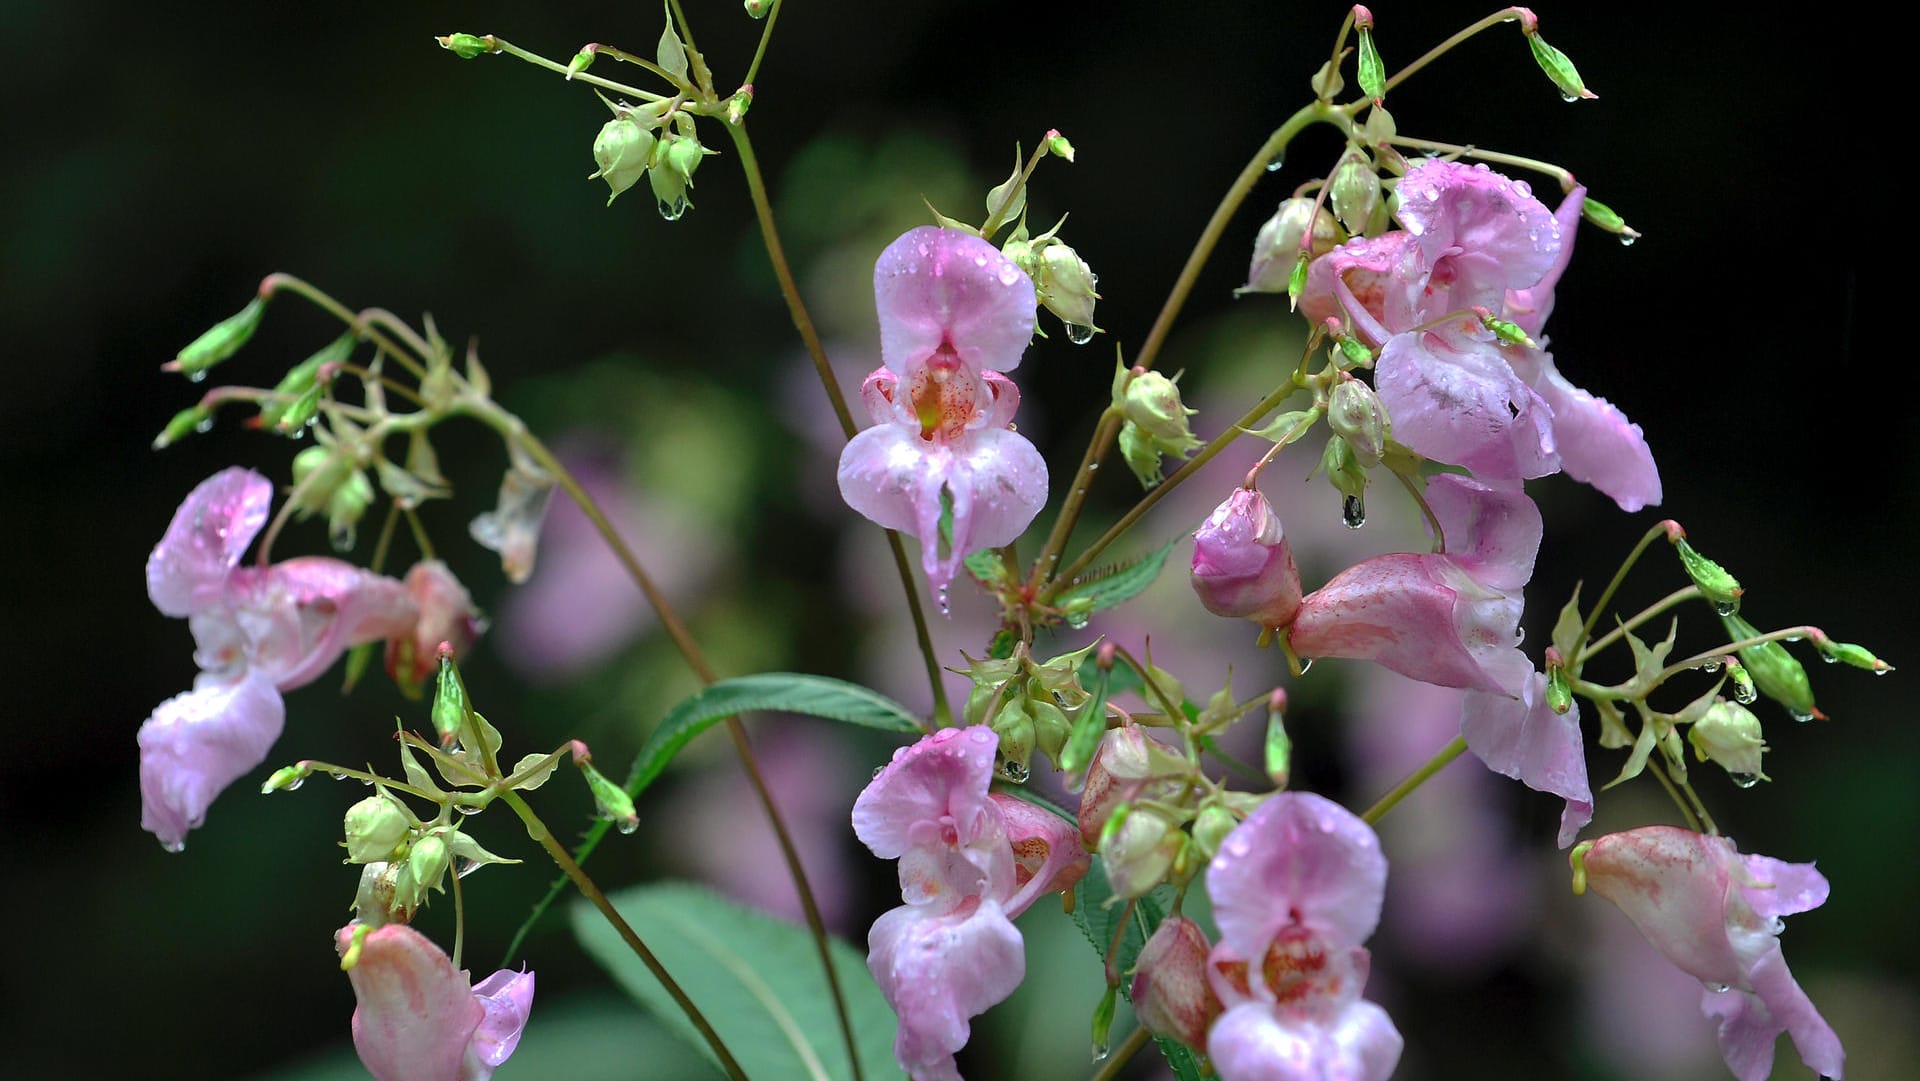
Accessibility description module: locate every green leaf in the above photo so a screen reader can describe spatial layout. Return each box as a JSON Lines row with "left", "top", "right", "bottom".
{"left": 1157, "top": 1035, "right": 1213, "bottom": 1081}
{"left": 1055, "top": 534, "right": 1182, "bottom": 616}
{"left": 573, "top": 882, "right": 903, "bottom": 1081}
{"left": 964, "top": 548, "right": 1006, "bottom": 586}
{"left": 1068, "top": 854, "right": 1171, "bottom": 992}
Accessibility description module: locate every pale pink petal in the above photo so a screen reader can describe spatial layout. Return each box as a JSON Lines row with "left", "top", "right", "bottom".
{"left": 1376, "top": 331, "right": 1559, "bottom": 480}
{"left": 337, "top": 924, "right": 486, "bottom": 1081}
{"left": 837, "top": 425, "right": 952, "bottom": 567}
{"left": 1425, "top": 474, "right": 1542, "bottom": 592}
{"left": 1503, "top": 185, "right": 1587, "bottom": 337}
{"left": 137, "top": 668, "right": 285, "bottom": 849}
{"left": 868, "top": 899, "right": 1024, "bottom": 1081}
{"left": 1395, "top": 160, "right": 1563, "bottom": 290}
{"left": 1461, "top": 674, "right": 1593, "bottom": 848}
{"left": 1207, "top": 792, "right": 1386, "bottom": 957}
{"left": 1324, "top": 999, "right": 1405, "bottom": 1081}
{"left": 861, "top": 367, "right": 906, "bottom": 426}
{"left": 1737, "top": 853, "right": 1831, "bottom": 921}
{"left": 1208, "top": 998, "right": 1401, "bottom": 1081}
{"left": 1530, "top": 359, "right": 1662, "bottom": 512}
{"left": 1298, "top": 233, "right": 1417, "bottom": 346}
{"left": 988, "top": 793, "right": 1088, "bottom": 918}
{"left": 946, "top": 427, "right": 1047, "bottom": 559}
{"left": 876, "top": 227, "right": 1035, "bottom": 376}
{"left": 1191, "top": 488, "right": 1304, "bottom": 629}
{"left": 147, "top": 467, "right": 273, "bottom": 617}
{"left": 1581, "top": 828, "right": 1750, "bottom": 988}
{"left": 226, "top": 558, "right": 418, "bottom": 690}
{"left": 853, "top": 727, "right": 1003, "bottom": 860}
{"left": 386, "top": 560, "right": 483, "bottom": 694}
{"left": 1289, "top": 554, "right": 1529, "bottom": 695}
{"left": 1702, "top": 947, "right": 1845, "bottom": 1081}
{"left": 466, "top": 968, "right": 536, "bottom": 1078}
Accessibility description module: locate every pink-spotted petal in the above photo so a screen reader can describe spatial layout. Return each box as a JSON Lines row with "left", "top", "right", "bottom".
{"left": 467, "top": 968, "right": 536, "bottom": 1077}
{"left": 1461, "top": 674, "right": 1593, "bottom": 848}
{"left": 147, "top": 467, "right": 273, "bottom": 617}
{"left": 868, "top": 899, "right": 1024, "bottom": 1081}
{"left": 138, "top": 668, "right": 286, "bottom": 849}
{"left": 1425, "top": 474, "right": 1542, "bottom": 592}
{"left": 1290, "top": 554, "right": 1529, "bottom": 696}
{"left": 876, "top": 227, "right": 1036, "bottom": 376}
{"left": 989, "top": 793, "right": 1089, "bottom": 918}
{"left": 1207, "top": 792, "right": 1387, "bottom": 957}
{"left": 852, "top": 726, "right": 1003, "bottom": 860}
{"left": 338, "top": 923, "right": 486, "bottom": 1081}
{"left": 224, "top": 558, "right": 418, "bottom": 690}
{"left": 1581, "top": 828, "right": 1748, "bottom": 988}
{"left": 1376, "top": 332, "right": 1559, "bottom": 481}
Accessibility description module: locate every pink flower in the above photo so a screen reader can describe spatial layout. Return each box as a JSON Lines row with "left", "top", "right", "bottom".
{"left": 1203, "top": 792, "right": 1402, "bottom": 1081}
{"left": 837, "top": 227, "right": 1048, "bottom": 596}
{"left": 1299, "top": 160, "right": 1660, "bottom": 511}
{"left": 335, "top": 922, "right": 535, "bottom": 1081}
{"left": 1132, "top": 916, "right": 1222, "bottom": 1050}
{"left": 1462, "top": 671, "right": 1593, "bottom": 847}
{"left": 853, "top": 726, "right": 1085, "bottom": 1081}
{"left": 385, "top": 560, "right": 483, "bottom": 696}
{"left": 1191, "top": 487, "right": 1304, "bottom": 630}
{"left": 1288, "top": 474, "right": 1539, "bottom": 696}
{"left": 1579, "top": 827, "right": 1844, "bottom": 1081}
{"left": 140, "top": 468, "right": 420, "bottom": 849}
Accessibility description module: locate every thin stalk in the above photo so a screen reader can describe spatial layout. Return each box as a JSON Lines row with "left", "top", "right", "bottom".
{"left": 724, "top": 116, "right": 951, "bottom": 728}
{"left": 1646, "top": 757, "right": 1703, "bottom": 833}
{"left": 1575, "top": 521, "right": 1669, "bottom": 657}
{"left": 1042, "top": 379, "right": 1303, "bottom": 601}
{"left": 486, "top": 36, "right": 667, "bottom": 102}
{"left": 979, "top": 139, "right": 1050, "bottom": 240}
{"left": 261, "top": 275, "right": 429, "bottom": 382}
{"left": 742, "top": 0, "right": 785, "bottom": 88}
{"left": 1090, "top": 1025, "right": 1153, "bottom": 1081}
{"left": 1368, "top": 8, "right": 1529, "bottom": 104}
{"left": 1579, "top": 585, "right": 1702, "bottom": 663}
{"left": 1384, "top": 136, "right": 1575, "bottom": 191}
{"left": 500, "top": 791, "right": 749, "bottom": 1081}
{"left": 1027, "top": 408, "right": 1121, "bottom": 592}
{"left": 1361, "top": 735, "right": 1467, "bottom": 824}
{"left": 449, "top": 857, "right": 467, "bottom": 970}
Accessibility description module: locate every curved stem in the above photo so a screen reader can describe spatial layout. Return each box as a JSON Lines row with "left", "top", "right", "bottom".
{"left": 723, "top": 116, "right": 951, "bottom": 728}
{"left": 1575, "top": 521, "right": 1669, "bottom": 660}
{"left": 261, "top": 275, "right": 430, "bottom": 382}
{"left": 742, "top": 0, "right": 785, "bottom": 88}
{"left": 1089, "top": 1025, "right": 1153, "bottom": 1081}
{"left": 486, "top": 36, "right": 667, "bottom": 102}
{"left": 1579, "top": 585, "right": 1702, "bottom": 664}
{"left": 500, "top": 791, "right": 749, "bottom": 1081}
{"left": 1361, "top": 735, "right": 1467, "bottom": 824}
{"left": 1384, "top": 136, "right": 1576, "bottom": 191}
{"left": 1646, "top": 757, "right": 1703, "bottom": 833}
{"left": 1027, "top": 408, "right": 1121, "bottom": 591}
{"left": 1369, "top": 8, "right": 1529, "bottom": 104}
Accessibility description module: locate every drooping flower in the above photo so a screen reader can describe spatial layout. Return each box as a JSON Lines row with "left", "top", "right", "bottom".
{"left": 1191, "top": 487, "right": 1304, "bottom": 630}
{"left": 335, "top": 922, "right": 535, "bottom": 1081}
{"left": 1203, "top": 791, "right": 1402, "bottom": 1081}
{"left": 1462, "top": 670, "right": 1593, "bottom": 847}
{"left": 1288, "top": 473, "right": 1539, "bottom": 697}
{"left": 853, "top": 726, "right": 1085, "bottom": 1081}
{"left": 385, "top": 560, "right": 483, "bottom": 697}
{"left": 837, "top": 227, "right": 1049, "bottom": 596}
{"left": 1577, "top": 826, "right": 1844, "bottom": 1081}
{"left": 1298, "top": 159, "right": 1660, "bottom": 511}
{"left": 140, "top": 468, "right": 421, "bottom": 849}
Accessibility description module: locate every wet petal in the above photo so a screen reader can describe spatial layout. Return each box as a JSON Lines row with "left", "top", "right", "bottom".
{"left": 147, "top": 467, "right": 272, "bottom": 618}
{"left": 1207, "top": 792, "right": 1387, "bottom": 956}
{"left": 138, "top": 668, "right": 286, "bottom": 849}
{"left": 1461, "top": 674, "right": 1593, "bottom": 847}
{"left": 868, "top": 899, "right": 1024, "bottom": 1081}
{"left": 1376, "top": 331, "right": 1559, "bottom": 481}
{"left": 1531, "top": 359, "right": 1662, "bottom": 512}
{"left": 337, "top": 923, "right": 485, "bottom": 1081}
{"left": 876, "top": 227, "right": 1035, "bottom": 376}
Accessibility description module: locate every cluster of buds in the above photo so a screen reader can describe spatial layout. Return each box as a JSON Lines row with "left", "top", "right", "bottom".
{"left": 961, "top": 641, "right": 1100, "bottom": 781}
{"left": 1113, "top": 363, "right": 1204, "bottom": 488}
{"left": 590, "top": 96, "right": 714, "bottom": 219}
{"left": 1000, "top": 217, "right": 1101, "bottom": 342}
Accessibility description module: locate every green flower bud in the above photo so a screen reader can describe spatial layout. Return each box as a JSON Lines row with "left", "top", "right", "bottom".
{"left": 260, "top": 763, "right": 312, "bottom": 794}
{"left": 566, "top": 48, "right": 596, "bottom": 78}
{"left": 1546, "top": 663, "right": 1574, "bottom": 715}
{"left": 1671, "top": 536, "right": 1743, "bottom": 614}
{"left": 1120, "top": 370, "right": 1199, "bottom": 447}
{"left": 1044, "top": 129, "right": 1075, "bottom": 162}
{"left": 1356, "top": 24, "right": 1385, "bottom": 101}
{"left": 1099, "top": 806, "right": 1181, "bottom": 899}
{"left": 1325, "top": 377, "right": 1388, "bottom": 466}
{"left": 1581, "top": 196, "right": 1640, "bottom": 241}
{"left": 1482, "top": 315, "right": 1536, "bottom": 349}
{"left": 1287, "top": 252, "right": 1310, "bottom": 311}
{"left": 1264, "top": 700, "right": 1291, "bottom": 787}
{"left": 990, "top": 695, "right": 1037, "bottom": 779}
{"left": 1526, "top": 30, "right": 1595, "bottom": 101}
{"left": 582, "top": 760, "right": 639, "bottom": 833}
{"left": 153, "top": 403, "right": 214, "bottom": 450}
{"left": 1329, "top": 156, "right": 1381, "bottom": 235}
{"left": 591, "top": 116, "right": 657, "bottom": 205}
{"left": 167, "top": 296, "right": 267, "bottom": 377}
{"left": 1721, "top": 612, "right": 1819, "bottom": 721}
{"left": 343, "top": 795, "right": 412, "bottom": 863}
{"left": 431, "top": 651, "right": 471, "bottom": 747}
{"left": 1118, "top": 420, "right": 1165, "bottom": 488}
{"left": 398, "top": 833, "right": 450, "bottom": 910}
{"left": 1321, "top": 433, "right": 1366, "bottom": 502}
{"left": 648, "top": 143, "right": 692, "bottom": 220}
{"left": 1814, "top": 636, "right": 1894, "bottom": 674}
{"left": 1028, "top": 698, "right": 1072, "bottom": 764}
{"left": 1243, "top": 199, "right": 1338, "bottom": 295}
{"left": 726, "top": 86, "right": 753, "bottom": 125}
{"left": 1687, "top": 700, "right": 1768, "bottom": 786}
{"left": 1190, "top": 804, "right": 1238, "bottom": 861}
{"left": 743, "top": 0, "right": 771, "bottom": 19}
{"left": 439, "top": 33, "right": 494, "bottom": 59}
{"left": 1091, "top": 983, "right": 1118, "bottom": 1056}
{"left": 1038, "top": 242, "right": 1100, "bottom": 334}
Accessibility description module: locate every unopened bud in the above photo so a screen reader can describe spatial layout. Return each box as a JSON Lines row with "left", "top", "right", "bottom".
{"left": 1120, "top": 369, "right": 1197, "bottom": 444}
{"left": 1671, "top": 535, "right": 1743, "bottom": 613}
{"left": 1687, "top": 700, "right": 1768, "bottom": 785}
{"left": 566, "top": 46, "right": 596, "bottom": 78}
{"left": 430, "top": 651, "right": 471, "bottom": 747}
{"left": 1099, "top": 806, "right": 1180, "bottom": 899}
{"left": 1091, "top": 983, "right": 1118, "bottom": 1057}
{"left": 343, "top": 795, "right": 412, "bottom": 863}
{"left": 439, "top": 33, "right": 494, "bottom": 59}
{"left": 1812, "top": 632, "right": 1894, "bottom": 674}
{"left": 1190, "top": 804, "right": 1237, "bottom": 860}
{"left": 167, "top": 296, "right": 267, "bottom": 377}
{"left": 1264, "top": 699, "right": 1291, "bottom": 787}
{"left": 1037, "top": 242, "right": 1099, "bottom": 332}
{"left": 1321, "top": 434, "right": 1367, "bottom": 503}
{"left": 1044, "top": 129, "right": 1076, "bottom": 162}
{"left": 1581, "top": 196, "right": 1640, "bottom": 240}
{"left": 990, "top": 695, "right": 1037, "bottom": 776}
{"left": 1721, "top": 612, "right": 1819, "bottom": 721}
{"left": 1546, "top": 662, "right": 1574, "bottom": 714}
{"left": 1329, "top": 156, "right": 1382, "bottom": 235}
{"left": 1029, "top": 698, "right": 1072, "bottom": 764}
{"left": 743, "top": 0, "right": 771, "bottom": 18}
{"left": 726, "top": 85, "right": 753, "bottom": 125}
{"left": 1325, "top": 377, "right": 1388, "bottom": 466}
{"left": 1525, "top": 29, "right": 1596, "bottom": 101}
{"left": 1130, "top": 916, "right": 1220, "bottom": 1050}
{"left": 1243, "top": 199, "right": 1339, "bottom": 294}
{"left": 154, "top": 403, "right": 213, "bottom": 450}
{"left": 1191, "top": 488, "right": 1303, "bottom": 630}
{"left": 1287, "top": 252, "right": 1310, "bottom": 311}
{"left": 261, "top": 763, "right": 312, "bottom": 794}
{"left": 590, "top": 116, "right": 657, "bottom": 205}
{"left": 1356, "top": 23, "right": 1385, "bottom": 103}
{"left": 398, "top": 834, "right": 450, "bottom": 909}
{"left": 582, "top": 761, "right": 639, "bottom": 833}
{"left": 1482, "top": 312, "right": 1537, "bottom": 349}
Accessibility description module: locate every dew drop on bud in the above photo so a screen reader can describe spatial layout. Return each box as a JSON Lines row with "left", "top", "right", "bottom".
{"left": 187, "top": 370, "right": 208, "bottom": 384}
{"left": 1729, "top": 772, "right": 1760, "bottom": 789}
{"left": 1713, "top": 600, "right": 1738, "bottom": 616}
{"left": 329, "top": 531, "right": 356, "bottom": 554}
{"left": 1002, "top": 760, "right": 1030, "bottom": 783}
{"left": 1065, "top": 323, "right": 1096, "bottom": 345}
{"left": 1618, "top": 235, "right": 1636, "bottom": 247}
{"left": 1296, "top": 657, "right": 1313, "bottom": 674}
{"left": 1090, "top": 1039, "right": 1111, "bottom": 1062}
{"left": 1704, "top": 981, "right": 1731, "bottom": 993}
{"left": 1066, "top": 610, "right": 1090, "bottom": 630}
{"left": 1560, "top": 92, "right": 1579, "bottom": 103}
{"left": 1790, "top": 709, "right": 1816, "bottom": 723}
{"left": 658, "top": 197, "right": 688, "bottom": 221}
{"left": 1700, "top": 659, "right": 1721, "bottom": 673}
{"left": 1820, "top": 653, "right": 1838, "bottom": 664}
{"left": 1735, "top": 685, "right": 1758, "bottom": 705}
{"left": 872, "top": 765, "right": 885, "bottom": 778}
{"left": 194, "top": 418, "right": 215, "bottom": 434}
{"left": 616, "top": 817, "right": 640, "bottom": 835}
{"left": 328, "top": 770, "right": 347, "bottom": 781}
{"left": 162, "top": 840, "right": 187, "bottom": 854}
{"left": 1342, "top": 495, "right": 1366, "bottom": 529}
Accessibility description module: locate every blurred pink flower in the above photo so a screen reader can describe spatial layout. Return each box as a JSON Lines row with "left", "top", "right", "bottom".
{"left": 853, "top": 726, "right": 1084, "bottom": 1080}
{"left": 1203, "top": 792, "right": 1402, "bottom": 1081}
{"left": 838, "top": 227, "right": 1048, "bottom": 596}
{"left": 140, "top": 468, "right": 418, "bottom": 849}
{"left": 1580, "top": 826, "right": 1844, "bottom": 1081}
{"left": 384, "top": 560, "right": 483, "bottom": 697}
{"left": 335, "top": 922, "right": 534, "bottom": 1081}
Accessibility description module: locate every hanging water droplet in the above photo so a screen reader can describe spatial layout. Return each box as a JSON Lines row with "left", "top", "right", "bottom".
{"left": 194, "top": 417, "right": 215, "bottom": 434}
{"left": 1090, "top": 1039, "right": 1111, "bottom": 1062}
{"left": 1618, "top": 235, "right": 1636, "bottom": 247}
{"left": 1700, "top": 659, "right": 1721, "bottom": 673}
{"left": 285, "top": 777, "right": 305, "bottom": 791}
{"left": 1790, "top": 709, "right": 1816, "bottom": 723}
{"left": 1873, "top": 667, "right": 1890, "bottom": 676}
{"left": 455, "top": 803, "right": 481, "bottom": 815}
{"left": 872, "top": 765, "right": 885, "bottom": 778}
{"left": 1713, "top": 600, "right": 1738, "bottom": 616}
{"left": 1728, "top": 772, "right": 1760, "bottom": 789}
{"left": 1066, "top": 610, "right": 1090, "bottom": 631}
{"left": 1820, "top": 653, "right": 1838, "bottom": 664}
{"left": 359, "top": 776, "right": 373, "bottom": 786}
{"left": 1264, "top": 155, "right": 1285, "bottom": 172}
{"left": 1296, "top": 657, "right": 1314, "bottom": 674}
{"left": 328, "top": 770, "right": 347, "bottom": 781}
{"left": 657, "top": 196, "right": 688, "bottom": 221}
{"left": 936, "top": 586, "right": 951, "bottom": 617}
{"left": 187, "top": 370, "right": 208, "bottom": 384}
{"left": 1065, "top": 323, "right": 1096, "bottom": 345}
{"left": 1341, "top": 495, "right": 1366, "bottom": 529}
{"left": 329, "top": 529, "right": 356, "bottom": 554}
{"left": 1560, "top": 92, "right": 1580, "bottom": 103}
{"left": 1086, "top": 462, "right": 1099, "bottom": 472}
{"left": 1783, "top": 634, "right": 1804, "bottom": 643}
{"left": 1002, "top": 760, "right": 1030, "bottom": 783}
{"left": 1734, "top": 684, "right": 1758, "bottom": 705}
{"left": 616, "top": 817, "right": 640, "bottom": 835}
{"left": 1703, "top": 981, "right": 1731, "bottom": 993}
{"left": 162, "top": 839, "right": 187, "bottom": 854}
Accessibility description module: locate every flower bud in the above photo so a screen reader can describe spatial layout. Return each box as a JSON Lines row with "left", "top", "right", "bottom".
{"left": 726, "top": 85, "right": 753, "bottom": 125}
{"left": 1687, "top": 700, "right": 1768, "bottom": 786}
{"left": 344, "top": 795, "right": 413, "bottom": 863}
{"left": 439, "top": 33, "right": 494, "bottom": 59}
{"left": 1028, "top": 697, "right": 1073, "bottom": 765}
{"left": 1321, "top": 435, "right": 1368, "bottom": 527}
{"left": 291, "top": 446, "right": 375, "bottom": 550}
{"left": 1190, "top": 488, "right": 1303, "bottom": 630}
{"left": 1044, "top": 129, "right": 1075, "bottom": 162}
{"left": 430, "top": 651, "right": 472, "bottom": 747}
{"left": 581, "top": 760, "right": 639, "bottom": 833}
{"left": 1243, "top": 199, "right": 1338, "bottom": 294}
{"left": 1325, "top": 376, "right": 1388, "bottom": 466}
{"left": 154, "top": 403, "right": 214, "bottom": 450}
{"left": 1076, "top": 726, "right": 1187, "bottom": 847}
{"left": 1581, "top": 196, "right": 1640, "bottom": 240}
{"left": 1525, "top": 28, "right": 1596, "bottom": 101}
{"left": 1721, "top": 612, "right": 1819, "bottom": 721}
{"left": 353, "top": 861, "right": 409, "bottom": 926}
{"left": 396, "top": 833, "right": 450, "bottom": 912}
{"left": 990, "top": 694, "right": 1037, "bottom": 778}
{"left": 1037, "top": 242, "right": 1100, "bottom": 333}
{"left": 1130, "top": 917, "right": 1221, "bottom": 1049}
{"left": 1120, "top": 370, "right": 1199, "bottom": 447}
{"left": 167, "top": 296, "right": 267, "bottom": 377}
{"left": 566, "top": 47, "right": 596, "bottom": 78}
{"left": 1100, "top": 805, "right": 1181, "bottom": 898}
{"left": 590, "top": 116, "right": 656, "bottom": 205}
{"left": 1328, "top": 156, "right": 1381, "bottom": 234}
{"left": 743, "top": 0, "right": 771, "bottom": 18}
{"left": 1668, "top": 533, "right": 1743, "bottom": 614}
{"left": 1189, "top": 803, "right": 1238, "bottom": 860}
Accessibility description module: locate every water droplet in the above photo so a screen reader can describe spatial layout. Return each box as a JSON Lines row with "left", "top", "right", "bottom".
{"left": 194, "top": 418, "right": 215, "bottom": 434}
{"left": 1065, "top": 323, "right": 1096, "bottom": 345}
{"left": 1424, "top": 189, "right": 1441, "bottom": 202}
{"left": 1090, "top": 1039, "right": 1111, "bottom": 1062}
{"left": 997, "top": 264, "right": 1020, "bottom": 287}
{"left": 330, "top": 530, "right": 356, "bottom": 553}
{"left": 1734, "top": 684, "right": 1758, "bottom": 705}
{"left": 1296, "top": 657, "right": 1313, "bottom": 674}
{"left": 359, "top": 777, "right": 373, "bottom": 786}
{"left": 328, "top": 770, "right": 347, "bottom": 781}
{"left": 1086, "top": 462, "right": 1099, "bottom": 472}
{"left": 1264, "top": 155, "right": 1285, "bottom": 172}
{"left": 1728, "top": 772, "right": 1760, "bottom": 789}
{"left": 1783, "top": 634, "right": 1804, "bottom": 643}
{"left": 1002, "top": 760, "right": 1030, "bottom": 783}
{"left": 974, "top": 254, "right": 988, "bottom": 267}
{"left": 1790, "top": 709, "right": 1816, "bottom": 724}
{"left": 936, "top": 586, "right": 951, "bottom": 617}
{"left": 1703, "top": 981, "right": 1731, "bottom": 993}
{"left": 616, "top": 817, "right": 640, "bottom": 835}
{"left": 455, "top": 804, "right": 481, "bottom": 815}
{"left": 162, "top": 839, "right": 187, "bottom": 853}
{"left": 872, "top": 765, "right": 885, "bottom": 778}
{"left": 1560, "top": 92, "right": 1579, "bottom": 103}
{"left": 1618, "top": 235, "right": 1636, "bottom": 247}
{"left": 657, "top": 196, "right": 688, "bottom": 221}
{"left": 1700, "top": 659, "right": 1721, "bottom": 673}
{"left": 1820, "top": 653, "right": 1838, "bottom": 664}
{"left": 1713, "top": 600, "right": 1738, "bottom": 616}
{"left": 1341, "top": 495, "right": 1366, "bottom": 529}
{"left": 1873, "top": 667, "right": 1890, "bottom": 676}
{"left": 187, "top": 370, "right": 208, "bottom": 384}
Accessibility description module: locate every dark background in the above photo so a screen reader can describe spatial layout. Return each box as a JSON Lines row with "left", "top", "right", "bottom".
{"left": 2, "top": 2, "right": 1905, "bottom": 1079}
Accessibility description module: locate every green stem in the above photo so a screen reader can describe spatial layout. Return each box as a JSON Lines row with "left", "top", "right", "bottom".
{"left": 1367, "top": 7, "right": 1530, "bottom": 104}
{"left": 1575, "top": 521, "right": 1669, "bottom": 659}
{"left": 1578, "top": 585, "right": 1701, "bottom": 664}
{"left": 1646, "top": 757, "right": 1703, "bottom": 833}
{"left": 487, "top": 36, "right": 667, "bottom": 102}
{"left": 1041, "top": 379, "right": 1304, "bottom": 601}
{"left": 741, "top": 0, "right": 785, "bottom": 87}
{"left": 1089, "top": 1026, "right": 1153, "bottom": 1081}
{"left": 1361, "top": 735, "right": 1467, "bottom": 824}
{"left": 1027, "top": 408, "right": 1122, "bottom": 592}
{"left": 1384, "top": 136, "right": 1576, "bottom": 191}
{"left": 500, "top": 791, "right": 749, "bottom": 1081}
{"left": 261, "top": 274, "right": 430, "bottom": 383}
{"left": 723, "top": 117, "right": 951, "bottom": 729}
{"left": 978, "top": 138, "right": 1049, "bottom": 240}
